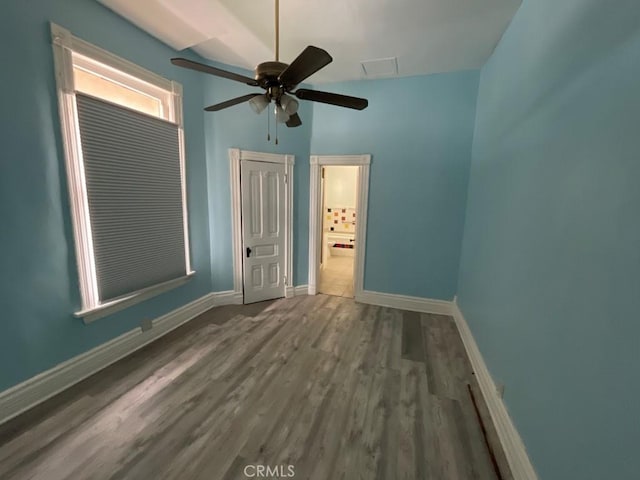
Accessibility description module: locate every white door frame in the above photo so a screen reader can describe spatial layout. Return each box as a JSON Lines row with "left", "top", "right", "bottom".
{"left": 229, "top": 148, "right": 295, "bottom": 300}
{"left": 308, "top": 154, "right": 371, "bottom": 297}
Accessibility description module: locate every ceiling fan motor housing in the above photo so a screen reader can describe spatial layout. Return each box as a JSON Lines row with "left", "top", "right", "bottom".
{"left": 255, "top": 61, "right": 291, "bottom": 89}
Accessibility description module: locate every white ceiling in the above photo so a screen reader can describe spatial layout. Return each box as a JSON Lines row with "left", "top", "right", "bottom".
{"left": 98, "top": 0, "right": 521, "bottom": 84}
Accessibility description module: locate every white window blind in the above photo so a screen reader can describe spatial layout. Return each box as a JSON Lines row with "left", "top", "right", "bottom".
{"left": 75, "top": 93, "right": 188, "bottom": 301}
{"left": 52, "top": 23, "right": 193, "bottom": 321}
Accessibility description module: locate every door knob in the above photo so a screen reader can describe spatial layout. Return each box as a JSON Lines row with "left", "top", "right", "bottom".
{"left": 246, "top": 247, "right": 252, "bottom": 258}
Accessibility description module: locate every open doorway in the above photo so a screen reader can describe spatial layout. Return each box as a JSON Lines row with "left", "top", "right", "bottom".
{"left": 308, "top": 155, "right": 371, "bottom": 299}
{"left": 319, "top": 166, "right": 358, "bottom": 297}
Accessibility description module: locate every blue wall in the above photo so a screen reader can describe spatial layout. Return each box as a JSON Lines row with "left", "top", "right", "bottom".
{"left": 202, "top": 73, "right": 313, "bottom": 290}
{"left": 311, "top": 73, "right": 479, "bottom": 300}
{"left": 0, "top": 0, "right": 212, "bottom": 391}
{"left": 457, "top": 1, "right": 640, "bottom": 478}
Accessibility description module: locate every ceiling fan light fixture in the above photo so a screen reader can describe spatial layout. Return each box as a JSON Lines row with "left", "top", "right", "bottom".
{"left": 280, "top": 94, "right": 299, "bottom": 115}
{"left": 249, "top": 94, "right": 269, "bottom": 114}
{"left": 275, "top": 104, "right": 290, "bottom": 123}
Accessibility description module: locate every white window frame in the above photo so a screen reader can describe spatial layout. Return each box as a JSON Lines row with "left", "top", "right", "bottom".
{"left": 51, "top": 23, "right": 193, "bottom": 323}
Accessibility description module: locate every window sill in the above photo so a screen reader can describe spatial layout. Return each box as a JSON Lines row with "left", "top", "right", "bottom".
{"left": 75, "top": 272, "right": 195, "bottom": 324}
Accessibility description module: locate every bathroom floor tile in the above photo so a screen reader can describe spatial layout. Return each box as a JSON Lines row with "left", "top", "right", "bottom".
{"left": 319, "top": 256, "right": 355, "bottom": 298}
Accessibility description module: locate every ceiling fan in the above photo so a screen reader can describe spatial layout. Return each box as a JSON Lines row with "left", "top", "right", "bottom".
{"left": 170, "top": 0, "right": 368, "bottom": 139}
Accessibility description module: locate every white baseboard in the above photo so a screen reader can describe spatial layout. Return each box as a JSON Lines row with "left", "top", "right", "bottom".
{"left": 285, "top": 285, "right": 309, "bottom": 298}
{"left": 0, "top": 290, "right": 238, "bottom": 426}
{"left": 355, "top": 290, "right": 453, "bottom": 315}
{"left": 224, "top": 290, "right": 245, "bottom": 305}
{"left": 452, "top": 298, "right": 538, "bottom": 480}
{"left": 294, "top": 285, "right": 309, "bottom": 296}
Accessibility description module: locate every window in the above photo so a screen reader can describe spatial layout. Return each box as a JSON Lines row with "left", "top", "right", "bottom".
{"left": 51, "top": 24, "right": 193, "bottom": 322}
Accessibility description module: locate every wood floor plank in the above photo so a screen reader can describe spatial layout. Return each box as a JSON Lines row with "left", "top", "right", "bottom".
{"left": 375, "top": 366, "right": 401, "bottom": 480}
{"left": 0, "top": 295, "right": 509, "bottom": 480}
{"left": 422, "top": 313, "right": 469, "bottom": 400}
{"left": 336, "top": 306, "right": 398, "bottom": 479}
{"left": 397, "top": 359, "right": 421, "bottom": 480}
{"left": 401, "top": 310, "right": 425, "bottom": 363}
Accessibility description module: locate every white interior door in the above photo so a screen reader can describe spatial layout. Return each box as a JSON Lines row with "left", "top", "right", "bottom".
{"left": 241, "top": 160, "right": 286, "bottom": 304}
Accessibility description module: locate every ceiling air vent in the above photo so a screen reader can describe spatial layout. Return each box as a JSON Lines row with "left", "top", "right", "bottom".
{"left": 360, "top": 57, "right": 398, "bottom": 78}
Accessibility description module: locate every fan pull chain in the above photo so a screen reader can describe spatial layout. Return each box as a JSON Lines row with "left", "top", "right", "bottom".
{"left": 275, "top": 114, "right": 279, "bottom": 145}
{"left": 267, "top": 105, "right": 271, "bottom": 141}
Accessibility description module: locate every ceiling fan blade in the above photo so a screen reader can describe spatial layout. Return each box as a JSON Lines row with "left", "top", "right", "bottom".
{"left": 171, "top": 58, "right": 259, "bottom": 87}
{"left": 278, "top": 46, "right": 332, "bottom": 87}
{"left": 204, "top": 94, "right": 262, "bottom": 112}
{"left": 294, "top": 89, "right": 368, "bottom": 110}
{"left": 286, "top": 113, "right": 302, "bottom": 128}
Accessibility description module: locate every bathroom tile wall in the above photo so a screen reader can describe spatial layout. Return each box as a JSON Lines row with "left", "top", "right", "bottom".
{"left": 325, "top": 207, "right": 356, "bottom": 233}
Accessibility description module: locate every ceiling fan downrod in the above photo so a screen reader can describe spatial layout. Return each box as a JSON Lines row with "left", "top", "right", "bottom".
{"left": 270, "top": 0, "right": 281, "bottom": 145}
{"left": 275, "top": 0, "right": 280, "bottom": 62}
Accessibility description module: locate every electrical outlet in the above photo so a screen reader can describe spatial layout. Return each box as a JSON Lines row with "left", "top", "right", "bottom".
{"left": 496, "top": 382, "right": 505, "bottom": 399}
{"left": 140, "top": 318, "right": 153, "bottom": 332}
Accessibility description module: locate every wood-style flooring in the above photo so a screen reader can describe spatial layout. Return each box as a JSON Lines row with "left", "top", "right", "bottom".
{"left": 0, "top": 294, "right": 511, "bottom": 480}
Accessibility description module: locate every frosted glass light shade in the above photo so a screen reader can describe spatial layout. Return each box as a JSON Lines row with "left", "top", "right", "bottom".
{"left": 249, "top": 94, "right": 269, "bottom": 114}
{"left": 275, "top": 104, "right": 290, "bottom": 123}
{"left": 280, "top": 94, "right": 299, "bottom": 115}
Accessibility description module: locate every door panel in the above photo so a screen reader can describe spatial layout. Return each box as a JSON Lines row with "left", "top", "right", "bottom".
{"left": 241, "top": 160, "right": 286, "bottom": 303}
